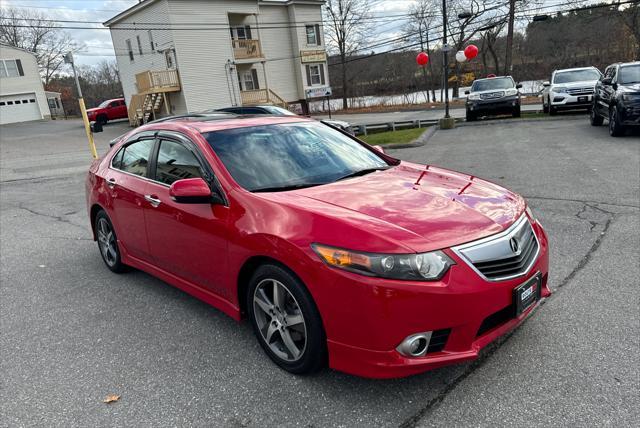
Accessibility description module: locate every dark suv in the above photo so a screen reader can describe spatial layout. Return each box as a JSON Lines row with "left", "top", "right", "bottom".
{"left": 465, "top": 76, "right": 522, "bottom": 121}
{"left": 590, "top": 61, "right": 640, "bottom": 136}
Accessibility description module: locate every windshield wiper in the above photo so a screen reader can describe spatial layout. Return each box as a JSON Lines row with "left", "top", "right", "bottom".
{"left": 336, "top": 166, "right": 391, "bottom": 181}
{"left": 251, "top": 182, "right": 325, "bottom": 192}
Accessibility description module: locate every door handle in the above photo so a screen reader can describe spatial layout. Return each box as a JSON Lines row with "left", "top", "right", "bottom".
{"left": 144, "top": 194, "right": 162, "bottom": 207}
{"left": 106, "top": 178, "right": 117, "bottom": 189}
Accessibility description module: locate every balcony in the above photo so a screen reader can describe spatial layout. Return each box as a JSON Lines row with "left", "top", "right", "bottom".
{"left": 232, "top": 39, "right": 263, "bottom": 60}
{"left": 135, "top": 69, "right": 181, "bottom": 95}
{"left": 241, "top": 89, "right": 286, "bottom": 107}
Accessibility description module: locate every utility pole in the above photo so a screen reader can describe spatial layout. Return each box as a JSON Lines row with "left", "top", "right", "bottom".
{"left": 504, "top": 0, "right": 516, "bottom": 75}
{"left": 64, "top": 52, "right": 98, "bottom": 159}
{"left": 439, "top": 0, "right": 454, "bottom": 128}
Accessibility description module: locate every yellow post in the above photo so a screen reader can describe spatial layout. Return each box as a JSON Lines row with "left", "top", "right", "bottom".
{"left": 79, "top": 97, "right": 98, "bottom": 159}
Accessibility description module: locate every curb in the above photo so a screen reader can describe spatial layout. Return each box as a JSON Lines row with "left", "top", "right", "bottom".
{"left": 379, "top": 125, "right": 438, "bottom": 149}
{"left": 455, "top": 114, "right": 585, "bottom": 127}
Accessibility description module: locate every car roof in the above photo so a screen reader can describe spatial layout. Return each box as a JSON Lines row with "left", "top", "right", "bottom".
{"left": 619, "top": 61, "right": 640, "bottom": 67}
{"left": 473, "top": 76, "right": 513, "bottom": 82}
{"left": 142, "top": 115, "right": 313, "bottom": 134}
{"left": 554, "top": 66, "right": 598, "bottom": 73}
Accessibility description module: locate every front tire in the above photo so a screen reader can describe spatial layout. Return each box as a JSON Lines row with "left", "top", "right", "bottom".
{"left": 590, "top": 103, "right": 604, "bottom": 126}
{"left": 542, "top": 98, "right": 549, "bottom": 114}
{"left": 96, "top": 114, "right": 108, "bottom": 125}
{"left": 466, "top": 110, "right": 476, "bottom": 122}
{"left": 95, "top": 210, "right": 127, "bottom": 273}
{"left": 247, "top": 264, "right": 327, "bottom": 375}
{"left": 609, "top": 105, "right": 625, "bottom": 137}
{"left": 512, "top": 106, "right": 521, "bottom": 118}
{"left": 549, "top": 105, "right": 557, "bottom": 116}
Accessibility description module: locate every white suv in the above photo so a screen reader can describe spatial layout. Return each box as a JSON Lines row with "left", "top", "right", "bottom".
{"left": 542, "top": 67, "right": 602, "bottom": 115}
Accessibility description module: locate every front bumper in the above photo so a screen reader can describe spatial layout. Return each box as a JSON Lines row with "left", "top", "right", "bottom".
{"left": 466, "top": 96, "right": 520, "bottom": 115}
{"left": 311, "top": 220, "right": 550, "bottom": 379}
{"left": 549, "top": 93, "right": 593, "bottom": 109}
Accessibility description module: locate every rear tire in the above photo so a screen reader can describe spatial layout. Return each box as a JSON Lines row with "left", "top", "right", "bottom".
{"left": 95, "top": 210, "right": 128, "bottom": 273}
{"left": 247, "top": 264, "right": 327, "bottom": 375}
{"left": 609, "top": 105, "right": 625, "bottom": 137}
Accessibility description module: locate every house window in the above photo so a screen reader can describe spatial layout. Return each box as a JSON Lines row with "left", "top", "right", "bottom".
{"left": 0, "top": 59, "right": 24, "bottom": 78}
{"left": 136, "top": 35, "right": 143, "bottom": 55}
{"left": 306, "top": 64, "right": 325, "bottom": 86}
{"left": 306, "top": 25, "right": 320, "bottom": 46}
{"left": 126, "top": 39, "right": 134, "bottom": 62}
{"left": 48, "top": 99, "right": 57, "bottom": 109}
{"left": 165, "top": 50, "right": 175, "bottom": 69}
{"left": 148, "top": 30, "right": 155, "bottom": 51}
{"left": 238, "top": 69, "right": 259, "bottom": 91}
{"left": 231, "top": 26, "right": 252, "bottom": 40}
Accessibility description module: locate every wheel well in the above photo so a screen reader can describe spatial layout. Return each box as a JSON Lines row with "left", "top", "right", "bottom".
{"left": 236, "top": 256, "right": 301, "bottom": 318}
{"left": 89, "top": 204, "right": 104, "bottom": 240}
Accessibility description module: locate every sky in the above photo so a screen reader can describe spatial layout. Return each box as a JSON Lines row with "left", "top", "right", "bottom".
{"left": 0, "top": 0, "right": 594, "bottom": 67}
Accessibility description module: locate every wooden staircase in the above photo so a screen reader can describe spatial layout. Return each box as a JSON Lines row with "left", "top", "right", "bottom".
{"left": 129, "top": 93, "right": 165, "bottom": 126}
{"left": 128, "top": 69, "right": 181, "bottom": 126}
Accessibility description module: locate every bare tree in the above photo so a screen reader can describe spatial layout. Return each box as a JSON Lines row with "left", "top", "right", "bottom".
{"left": 617, "top": 0, "right": 640, "bottom": 58}
{"left": 324, "top": 0, "right": 372, "bottom": 109}
{"left": 0, "top": 7, "right": 81, "bottom": 84}
{"left": 403, "top": 0, "right": 438, "bottom": 102}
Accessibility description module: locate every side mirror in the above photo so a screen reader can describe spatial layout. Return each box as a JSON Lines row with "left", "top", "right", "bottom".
{"left": 91, "top": 121, "right": 103, "bottom": 133}
{"left": 170, "top": 178, "right": 215, "bottom": 204}
{"left": 372, "top": 145, "right": 385, "bottom": 154}
{"left": 464, "top": 90, "right": 470, "bottom": 95}
{"left": 542, "top": 81, "right": 550, "bottom": 87}
{"left": 602, "top": 77, "right": 612, "bottom": 85}
{"left": 516, "top": 83, "right": 523, "bottom": 89}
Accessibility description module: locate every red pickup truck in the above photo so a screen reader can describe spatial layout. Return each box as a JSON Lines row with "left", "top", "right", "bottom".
{"left": 86, "top": 98, "right": 128, "bottom": 124}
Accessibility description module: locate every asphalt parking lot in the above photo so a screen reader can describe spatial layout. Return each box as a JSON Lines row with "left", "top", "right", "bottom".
{"left": 1, "top": 116, "right": 638, "bottom": 427}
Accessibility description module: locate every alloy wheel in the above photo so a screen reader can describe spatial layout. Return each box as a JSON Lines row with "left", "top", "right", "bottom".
{"left": 253, "top": 278, "right": 307, "bottom": 362}
{"left": 97, "top": 217, "right": 118, "bottom": 267}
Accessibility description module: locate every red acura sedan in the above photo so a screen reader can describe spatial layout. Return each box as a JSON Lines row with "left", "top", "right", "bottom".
{"left": 86, "top": 115, "right": 550, "bottom": 379}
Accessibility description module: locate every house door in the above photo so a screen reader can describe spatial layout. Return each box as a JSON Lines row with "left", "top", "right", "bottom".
{"left": 237, "top": 69, "right": 259, "bottom": 91}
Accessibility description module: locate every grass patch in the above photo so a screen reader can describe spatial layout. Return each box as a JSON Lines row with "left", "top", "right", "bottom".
{"left": 359, "top": 127, "right": 427, "bottom": 146}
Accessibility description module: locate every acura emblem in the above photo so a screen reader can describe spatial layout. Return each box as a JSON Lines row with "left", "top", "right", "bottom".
{"left": 509, "top": 237, "right": 520, "bottom": 254}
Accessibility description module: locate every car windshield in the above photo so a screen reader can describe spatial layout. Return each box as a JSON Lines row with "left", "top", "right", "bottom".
{"left": 553, "top": 69, "right": 601, "bottom": 83}
{"left": 619, "top": 65, "right": 640, "bottom": 84}
{"left": 262, "top": 106, "right": 297, "bottom": 116}
{"left": 471, "top": 78, "right": 514, "bottom": 92}
{"left": 98, "top": 100, "right": 111, "bottom": 108}
{"left": 203, "top": 122, "right": 389, "bottom": 192}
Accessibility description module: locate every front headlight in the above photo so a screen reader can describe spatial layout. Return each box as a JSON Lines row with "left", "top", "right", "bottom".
{"left": 312, "top": 244, "right": 454, "bottom": 281}
{"left": 468, "top": 93, "right": 481, "bottom": 100}
{"left": 551, "top": 86, "right": 567, "bottom": 93}
{"left": 505, "top": 88, "right": 518, "bottom": 96}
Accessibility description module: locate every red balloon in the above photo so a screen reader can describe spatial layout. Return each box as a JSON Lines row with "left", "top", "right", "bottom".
{"left": 416, "top": 52, "right": 429, "bottom": 66}
{"left": 464, "top": 44, "right": 479, "bottom": 60}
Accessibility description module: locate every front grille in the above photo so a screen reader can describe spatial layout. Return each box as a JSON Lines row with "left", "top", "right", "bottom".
{"left": 566, "top": 87, "right": 594, "bottom": 96}
{"left": 480, "top": 91, "right": 505, "bottom": 100}
{"left": 453, "top": 215, "right": 540, "bottom": 281}
{"left": 426, "top": 328, "right": 451, "bottom": 353}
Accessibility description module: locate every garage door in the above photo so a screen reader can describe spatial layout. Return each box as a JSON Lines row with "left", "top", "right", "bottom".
{"left": 0, "top": 93, "right": 42, "bottom": 125}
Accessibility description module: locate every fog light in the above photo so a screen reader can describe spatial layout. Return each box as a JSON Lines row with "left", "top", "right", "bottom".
{"left": 396, "top": 331, "right": 432, "bottom": 357}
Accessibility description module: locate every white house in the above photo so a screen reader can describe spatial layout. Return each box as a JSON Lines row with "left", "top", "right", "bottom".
{"left": 104, "top": 0, "right": 331, "bottom": 125}
{"left": 0, "top": 43, "right": 52, "bottom": 125}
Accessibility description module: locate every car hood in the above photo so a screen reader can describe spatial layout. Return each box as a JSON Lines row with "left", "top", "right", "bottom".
{"left": 288, "top": 162, "right": 525, "bottom": 252}
{"left": 86, "top": 108, "right": 99, "bottom": 113}
{"left": 620, "top": 83, "right": 640, "bottom": 93}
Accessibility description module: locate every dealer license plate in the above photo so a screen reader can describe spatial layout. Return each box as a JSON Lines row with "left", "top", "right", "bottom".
{"left": 513, "top": 274, "right": 542, "bottom": 316}
{"left": 578, "top": 96, "right": 588, "bottom": 103}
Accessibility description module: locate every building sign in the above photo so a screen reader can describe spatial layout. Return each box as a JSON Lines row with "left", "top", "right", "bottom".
{"left": 305, "top": 86, "right": 332, "bottom": 99}
{"left": 300, "top": 50, "right": 327, "bottom": 63}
